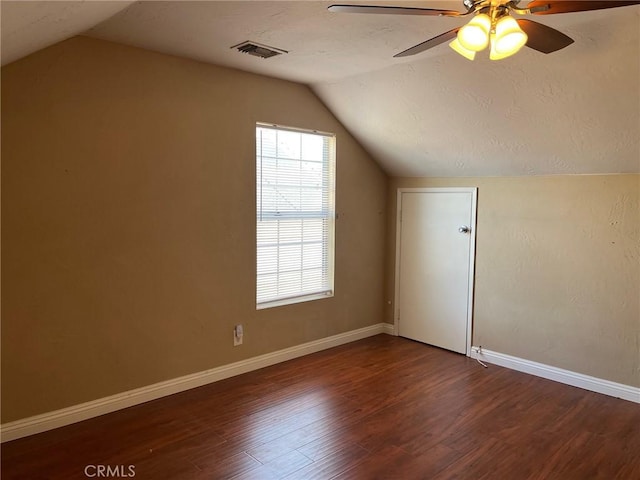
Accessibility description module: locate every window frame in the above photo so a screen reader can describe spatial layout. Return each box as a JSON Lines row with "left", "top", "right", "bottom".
{"left": 255, "top": 122, "right": 336, "bottom": 310}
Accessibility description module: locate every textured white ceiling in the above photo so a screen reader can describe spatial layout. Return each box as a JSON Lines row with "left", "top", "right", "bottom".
{"left": 314, "top": 6, "right": 640, "bottom": 176}
{"left": 2, "top": 1, "right": 639, "bottom": 176}
{"left": 0, "top": 0, "right": 134, "bottom": 66}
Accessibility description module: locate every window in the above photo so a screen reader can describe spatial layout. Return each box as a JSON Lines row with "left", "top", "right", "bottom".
{"left": 256, "top": 123, "right": 336, "bottom": 308}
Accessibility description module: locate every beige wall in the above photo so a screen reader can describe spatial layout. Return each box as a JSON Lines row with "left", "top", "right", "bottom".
{"left": 1, "top": 36, "right": 388, "bottom": 423}
{"left": 386, "top": 175, "right": 640, "bottom": 387}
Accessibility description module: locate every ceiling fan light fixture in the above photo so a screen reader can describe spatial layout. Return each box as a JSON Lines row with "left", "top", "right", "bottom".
{"left": 329, "top": 1, "right": 640, "bottom": 60}
{"left": 449, "top": 37, "right": 476, "bottom": 60}
{"left": 493, "top": 15, "right": 528, "bottom": 56}
{"left": 457, "top": 13, "right": 491, "bottom": 51}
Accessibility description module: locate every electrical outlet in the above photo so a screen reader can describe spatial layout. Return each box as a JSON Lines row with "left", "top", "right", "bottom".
{"left": 233, "top": 324, "right": 243, "bottom": 346}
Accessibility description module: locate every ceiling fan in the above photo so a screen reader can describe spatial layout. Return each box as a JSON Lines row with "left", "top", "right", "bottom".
{"left": 328, "top": 1, "right": 640, "bottom": 60}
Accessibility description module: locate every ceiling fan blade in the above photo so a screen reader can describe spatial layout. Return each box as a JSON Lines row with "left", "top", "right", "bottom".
{"left": 528, "top": 1, "right": 640, "bottom": 15}
{"left": 394, "top": 28, "right": 460, "bottom": 57}
{"left": 328, "top": 4, "right": 461, "bottom": 17}
{"left": 518, "top": 19, "right": 574, "bottom": 53}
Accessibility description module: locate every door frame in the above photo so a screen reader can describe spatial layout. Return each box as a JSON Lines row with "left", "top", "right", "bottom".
{"left": 393, "top": 187, "right": 478, "bottom": 356}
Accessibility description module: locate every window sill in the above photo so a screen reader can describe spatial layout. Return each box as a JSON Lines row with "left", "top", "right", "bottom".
{"left": 257, "top": 291, "right": 334, "bottom": 310}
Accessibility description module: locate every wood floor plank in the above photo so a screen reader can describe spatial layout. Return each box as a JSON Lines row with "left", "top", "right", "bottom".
{"left": 332, "top": 444, "right": 441, "bottom": 480}
{"left": 232, "top": 449, "right": 312, "bottom": 480}
{"left": 2, "top": 335, "right": 638, "bottom": 479}
{"left": 284, "top": 442, "right": 369, "bottom": 480}
{"left": 194, "top": 451, "right": 262, "bottom": 479}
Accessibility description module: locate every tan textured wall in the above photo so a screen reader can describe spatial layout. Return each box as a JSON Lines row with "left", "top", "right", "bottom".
{"left": 1, "top": 36, "right": 388, "bottom": 422}
{"left": 385, "top": 175, "right": 640, "bottom": 387}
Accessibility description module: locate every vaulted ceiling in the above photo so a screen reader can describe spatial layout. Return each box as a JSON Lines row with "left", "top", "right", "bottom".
{"left": 2, "top": 1, "right": 639, "bottom": 176}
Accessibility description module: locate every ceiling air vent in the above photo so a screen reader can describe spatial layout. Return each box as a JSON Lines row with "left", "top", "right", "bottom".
{"left": 232, "top": 41, "right": 288, "bottom": 59}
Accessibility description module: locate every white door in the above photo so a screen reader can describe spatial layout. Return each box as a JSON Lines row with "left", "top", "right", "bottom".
{"left": 395, "top": 188, "right": 476, "bottom": 354}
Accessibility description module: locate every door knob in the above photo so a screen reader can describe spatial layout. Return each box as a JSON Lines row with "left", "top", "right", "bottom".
{"left": 458, "top": 226, "right": 470, "bottom": 234}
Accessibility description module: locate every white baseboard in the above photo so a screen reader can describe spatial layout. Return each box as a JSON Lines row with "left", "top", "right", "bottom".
{"left": 1, "top": 323, "right": 390, "bottom": 443}
{"left": 382, "top": 322, "right": 395, "bottom": 335}
{"left": 470, "top": 346, "right": 640, "bottom": 404}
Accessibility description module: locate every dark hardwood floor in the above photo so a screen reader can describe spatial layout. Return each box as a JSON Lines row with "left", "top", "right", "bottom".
{"left": 2, "top": 335, "right": 639, "bottom": 479}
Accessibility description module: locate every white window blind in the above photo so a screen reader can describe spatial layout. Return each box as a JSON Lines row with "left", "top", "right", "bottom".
{"left": 256, "top": 124, "right": 336, "bottom": 308}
